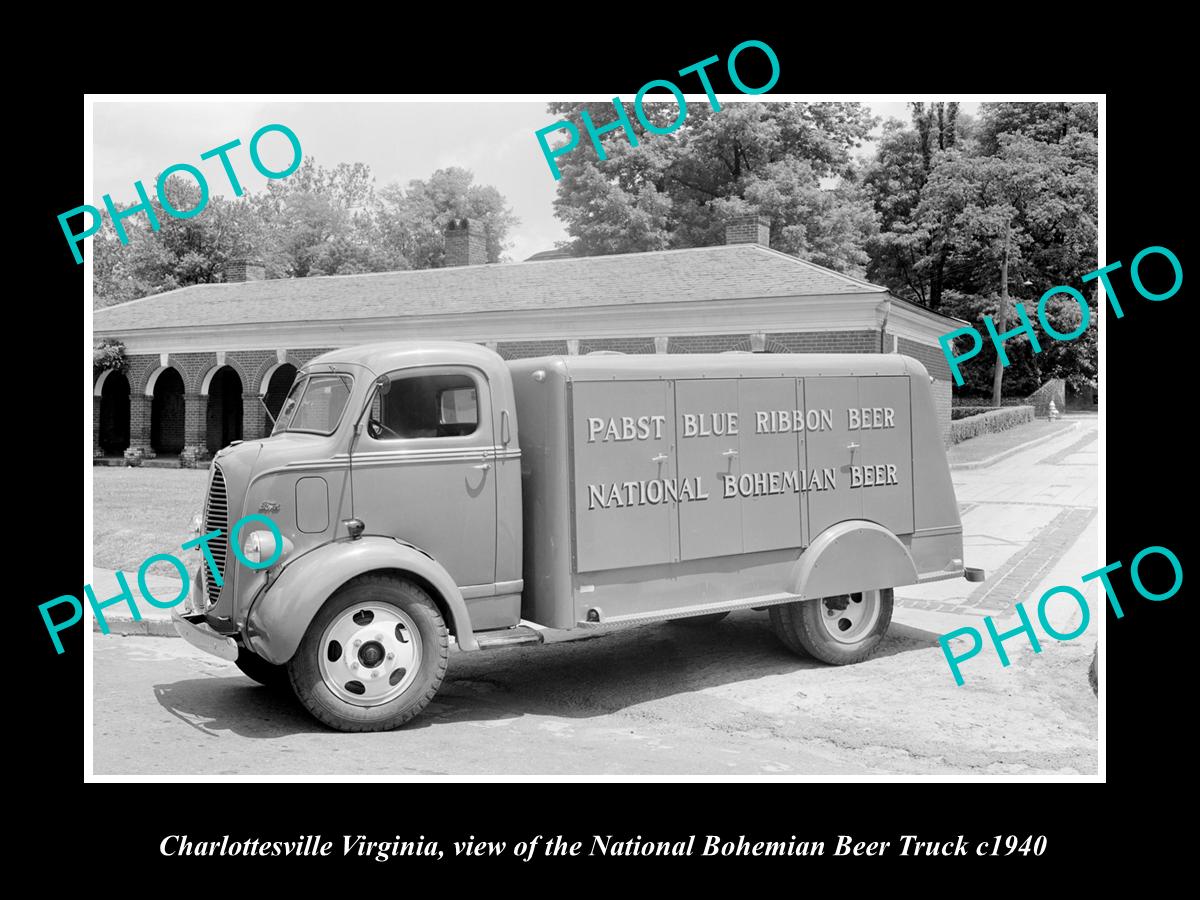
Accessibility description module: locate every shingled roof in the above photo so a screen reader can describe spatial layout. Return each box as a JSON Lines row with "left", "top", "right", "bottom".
{"left": 95, "top": 243, "right": 889, "bottom": 332}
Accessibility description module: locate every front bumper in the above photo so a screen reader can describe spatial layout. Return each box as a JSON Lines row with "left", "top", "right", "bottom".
{"left": 171, "top": 570, "right": 238, "bottom": 662}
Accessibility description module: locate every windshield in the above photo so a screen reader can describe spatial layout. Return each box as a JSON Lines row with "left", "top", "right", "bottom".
{"left": 271, "top": 373, "right": 354, "bottom": 435}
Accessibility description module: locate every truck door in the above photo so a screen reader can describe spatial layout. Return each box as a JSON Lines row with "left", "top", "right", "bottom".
{"left": 571, "top": 380, "right": 677, "bottom": 572}
{"left": 803, "top": 376, "right": 863, "bottom": 538}
{"left": 353, "top": 365, "right": 498, "bottom": 588}
{"left": 675, "top": 378, "right": 742, "bottom": 560}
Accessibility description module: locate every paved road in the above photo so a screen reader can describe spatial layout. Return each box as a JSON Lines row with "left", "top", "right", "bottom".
{"left": 93, "top": 613, "right": 1095, "bottom": 777}
{"left": 92, "top": 418, "right": 1098, "bottom": 777}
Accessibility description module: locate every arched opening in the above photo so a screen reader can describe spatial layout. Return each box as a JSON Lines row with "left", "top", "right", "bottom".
{"left": 262, "top": 363, "right": 298, "bottom": 431}
{"left": 97, "top": 371, "right": 130, "bottom": 455}
{"left": 206, "top": 367, "right": 244, "bottom": 453}
{"left": 150, "top": 368, "right": 185, "bottom": 455}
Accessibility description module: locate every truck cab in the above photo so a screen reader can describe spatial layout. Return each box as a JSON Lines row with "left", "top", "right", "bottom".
{"left": 173, "top": 341, "right": 978, "bottom": 732}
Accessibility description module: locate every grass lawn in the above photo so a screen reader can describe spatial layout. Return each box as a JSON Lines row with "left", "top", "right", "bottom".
{"left": 947, "top": 418, "right": 1074, "bottom": 465}
{"left": 93, "top": 468, "right": 210, "bottom": 576}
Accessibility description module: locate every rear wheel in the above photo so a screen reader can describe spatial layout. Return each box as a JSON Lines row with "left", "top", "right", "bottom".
{"left": 288, "top": 575, "right": 449, "bottom": 732}
{"left": 769, "top": 588, "right": 893, "bottom": 665}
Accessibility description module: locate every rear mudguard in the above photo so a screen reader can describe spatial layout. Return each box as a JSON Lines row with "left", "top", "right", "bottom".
{"left": 790, "top": 520, "right": 918, "bottom": 599}
{"left": 244, "top": 536, "right": 478, "bottom": 665}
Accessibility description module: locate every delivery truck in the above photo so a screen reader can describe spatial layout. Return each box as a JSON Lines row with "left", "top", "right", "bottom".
{"left": 173, "top": 341, "right": 981, "bottom": 731}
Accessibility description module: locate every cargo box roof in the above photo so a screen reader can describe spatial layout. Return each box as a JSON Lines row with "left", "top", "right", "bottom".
{"left": 509, "top": 352, "right": 931, "bottom": 381}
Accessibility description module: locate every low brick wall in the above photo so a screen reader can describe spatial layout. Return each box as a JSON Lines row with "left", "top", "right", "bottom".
{"left": 949, "top": 405, "right": 1034, "bottom": 445}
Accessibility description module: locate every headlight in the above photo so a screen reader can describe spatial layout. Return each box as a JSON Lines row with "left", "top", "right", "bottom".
{"left": 242, "top": 530, "right": 293, "bottom": 566}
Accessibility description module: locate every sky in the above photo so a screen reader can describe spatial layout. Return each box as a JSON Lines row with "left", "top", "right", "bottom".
{"left": 93, "top": 100, "right": 981, "bottom": 263}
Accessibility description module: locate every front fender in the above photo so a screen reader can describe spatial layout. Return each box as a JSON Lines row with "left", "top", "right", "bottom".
{"left": 789, "top": 520, "right": 918, "bottom": 599}
{"left": 245, "top": 536, "right": 478, "bottom": 664}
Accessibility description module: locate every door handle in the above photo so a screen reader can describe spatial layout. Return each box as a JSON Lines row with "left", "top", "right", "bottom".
{"left": 651, "top": 453, "right": 669, "bottom": 463}
{"left": 721, "top": 448, "right": 739, "bottom": 457}
{"left": 846, "top": 442, "right": 860, "bottom": 451}
{"left": 474, "top": 463, "right": 492, "bottom": 470}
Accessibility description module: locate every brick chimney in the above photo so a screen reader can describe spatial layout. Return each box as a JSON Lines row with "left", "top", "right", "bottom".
{"left": 725, "top": 214, "right": 771, "bottom": 247}
{"left": 225, "top": 258, "right": 266, "bottom": 282}
{"left": 445, "top": 218, "right": 488, "bottom": 267}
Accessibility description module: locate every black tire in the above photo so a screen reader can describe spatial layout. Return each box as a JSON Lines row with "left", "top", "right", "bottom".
{"left": 1088, "top": 646, "right": 1098, "bottom": 695}
{"left": 288, "top": 575, "right": 449, "bottom": 732}
{"left": 769, "top": 588, "right": 894, "bottom": 665}
{"left": 235, "top": 647, "right": 291, "bottom": 688}
{"left": 667, "top": 611, "right": 730, "bottom": 626}
{"left": 768, "top": 604, "right": 810, "bottom": 657}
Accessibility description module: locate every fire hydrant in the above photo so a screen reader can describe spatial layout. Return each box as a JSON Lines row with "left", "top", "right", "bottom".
{"left": 1048, "top": 400, "right": 1060, "bottom": 420}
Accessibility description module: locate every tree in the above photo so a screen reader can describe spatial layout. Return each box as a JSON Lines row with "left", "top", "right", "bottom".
{"left": 93, "top": 173, "right": 267, "bottom": 307}
{"left": 93, "top": 160, "right": 519, "bottom": 306}
{"left": 863, "top": 103, "right": 970, "bottom": 310}
{"left": 975, "top": 102, "right": 1097, "bottom": 155}
{"left": 548, "top": 101, "right": 878, "bottom": 272}
{"left": 375, "top": 167, "right": 518, "bottom": 268}
{"left": 248, "top": 158, "right": 389, "bottom": 277}
{"left": 861, "top": 101, "right": 1097, "bottom": 401}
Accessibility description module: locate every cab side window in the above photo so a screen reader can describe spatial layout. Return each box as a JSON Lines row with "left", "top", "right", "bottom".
{"left": 371, "top": 372, "right": 479, "bottom": 440}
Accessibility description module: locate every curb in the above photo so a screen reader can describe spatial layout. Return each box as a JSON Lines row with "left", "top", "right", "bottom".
{"left": 949, "top": 420, "right": 1079, "bottom": 470}
{"left": 93, "top": 617, "right": 178, "bottom": 638}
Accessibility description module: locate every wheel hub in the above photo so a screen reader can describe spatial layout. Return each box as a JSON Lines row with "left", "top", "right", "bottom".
{"left": 318, "top": 604, "right": 422, "bottom": 706}
{"left": 818, "top": 590, "right": 881, "bottom": 644}
{"left": 358, "top": 641, "right": 385, "bottom": 668}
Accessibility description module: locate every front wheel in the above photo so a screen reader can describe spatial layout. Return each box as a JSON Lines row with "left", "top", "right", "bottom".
{"left": 769, "top": 588, "right": 893, "bottom": 665}
{"left": 288, "top": 575, "right": 449, "bottom": 732}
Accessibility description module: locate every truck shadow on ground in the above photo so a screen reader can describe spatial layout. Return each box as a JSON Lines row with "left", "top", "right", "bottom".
{"left": 152, "top": 611, "right": 932, "bottom": 739}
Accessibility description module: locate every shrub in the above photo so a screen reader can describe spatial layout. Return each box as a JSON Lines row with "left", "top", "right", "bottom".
{"left": 951, "top": 406, "right": 1007, "bottom": 420}
{"left": 949, "top": 405, "right": 1034, "bottom": 445}
{"left": 93, "top": 338, "right": 126, "bottom": 373}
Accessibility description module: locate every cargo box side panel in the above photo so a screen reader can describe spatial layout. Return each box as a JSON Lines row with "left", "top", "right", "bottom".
{"left": 571, "top": 380, "right": 678, "bottom": 573}
{"left": 803, "top": 376, "right": 864, "bottom": 536}
{"left": 738, "top": 377, "right": 806, "bottom": 553}
{"left": 857, "top": 375, "right": 915, "bottom": 535}
{"left": 508, "top": 359, "right": 576, "bottom": 629}
{"left": 675, "top": 378, "right": 743, "bottom": 560}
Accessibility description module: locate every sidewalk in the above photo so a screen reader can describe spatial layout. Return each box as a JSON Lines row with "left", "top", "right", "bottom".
{"left": 892, "top": 417, "right": 1100, "bottom": 653}
{"left": 89, "top": 567, "right": 185, "bottom": 636}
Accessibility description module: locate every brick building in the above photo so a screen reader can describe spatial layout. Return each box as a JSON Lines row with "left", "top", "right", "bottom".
{"left": 93, "top": 215, "right": 964, "bottom": 466}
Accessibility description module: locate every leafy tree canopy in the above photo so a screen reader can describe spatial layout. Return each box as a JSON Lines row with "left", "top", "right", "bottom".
{"left": 93, "top": 162, "right": 518, "bottom": 307}
{"left": 547, "top": 101, "right": 878, "bottom": 274}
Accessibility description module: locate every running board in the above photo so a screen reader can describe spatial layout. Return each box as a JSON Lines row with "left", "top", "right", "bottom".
{"left": 576, "top": 592, "right": 802, "bottom": 628}
{"left": 474, "top": 625, "right": 545, "bottom": 650}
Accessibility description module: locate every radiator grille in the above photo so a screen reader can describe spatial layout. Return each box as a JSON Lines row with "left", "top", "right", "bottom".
{"left": 203, "top": 464, "right": 229, "bottom": 603}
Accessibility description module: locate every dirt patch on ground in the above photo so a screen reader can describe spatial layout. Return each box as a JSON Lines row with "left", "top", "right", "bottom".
{"left": 93, "top": 468, "right": 208, "bottom": 574}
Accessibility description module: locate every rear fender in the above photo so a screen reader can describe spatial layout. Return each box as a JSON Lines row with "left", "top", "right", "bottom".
{"left": 790, "top": 520, "right": 918, "bottom": 599}
{"left": 245, "top": 536, "right": 478, "bottom": 664}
